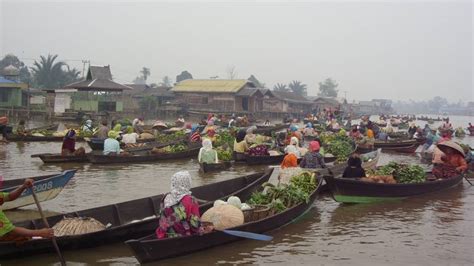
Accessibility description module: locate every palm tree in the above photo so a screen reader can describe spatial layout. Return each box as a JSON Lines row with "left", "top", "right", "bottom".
{"left": 140, "top": 67, "right": 151, "bottom": 82}
{"left": 160, "top": 76, "right": 172, "bottom": 87}
{"left": 288, "top": 80, "right": 307, "bottom": 96}
{"left": 273, "top": 83, "right": 289, "bottom": 92}
{"left": 31, "top": 54, "right": 66, "bottom": 89}
{"left": 62, "top": 66, "right": 81, "bottom": 84}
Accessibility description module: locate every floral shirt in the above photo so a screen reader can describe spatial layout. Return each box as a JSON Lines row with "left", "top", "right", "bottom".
{"left": 156, "top": 195, "right": 201, "bottom": 239}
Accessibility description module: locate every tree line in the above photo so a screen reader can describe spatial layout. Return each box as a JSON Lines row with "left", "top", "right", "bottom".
{"left": 0, "top": 54, "right": 81, "bottom": 89}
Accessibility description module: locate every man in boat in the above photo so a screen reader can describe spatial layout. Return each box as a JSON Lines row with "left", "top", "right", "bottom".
{"left": 61, "top": 129, "right": 86, "bottom": 156}
{"left": 377, "top": 129, "right": 388, "bottom": 141}
{"left": 0, "top": 178, "right": 54, "bottom": 242}
{"left": 132, "top": 117, "right": 145, "bottom": 134}
{"left": 349, "top": 125, "right": 362, "bottom": 139}
{"left": 95, "top": 120, "right": 110, "bottom": 139}
{"left": 432, "top": 141, "right": 467, "bottom": 178}
{"left": 82, "top": 119, "right": 94, "bottom": 134}
{"left": 233, "top": 129, "right": 249, "bottom": 159}
{"left": 0, "top": 116, "right": 8, "bottom": 143}
{"left": 15, "top": 120, "right": 28, "bottom": 136}
{"left": 156, "top": 171, "right": 213, "bottom": 239}
{"left": 198, "top": 139, "right": 218, "bottom": 164}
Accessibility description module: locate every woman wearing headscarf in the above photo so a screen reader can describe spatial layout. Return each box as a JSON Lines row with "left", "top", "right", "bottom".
{"left": 61, "top": 129, "right": 85, "bottom": 156}
{"left": 299, "top": 141, "right": 325, "bottom": 169}
{"left": 103, "top": 130, "right": 121, "bottom": 155}
{"left": 198, "top": 139, "right": 218, "bottom": 164}
{"left": 233, "top": 129, "right": 248, "bottom": 160}
{"left": 82, "top": 119, "right": 93, "bottom": 133}
{"left": 244, "top": 126, "right": 257, "bottom": 145}
{"left": 284, "top": 137, "right": 301, "bottom": 158}
{"left": 303, "top": 122, "right": 316, "bottom": 137}
{"left": 190, "top": 125, "right": 202, "bottom": 143}
{"left": 156, "top": 171, "right": 211, "bottom": 239}
{"left": 342, "top": 154, "right": 366, "bottom": 178}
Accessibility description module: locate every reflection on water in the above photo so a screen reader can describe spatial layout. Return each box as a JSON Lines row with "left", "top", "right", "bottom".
{"left": 1, "top": 115, "right": 474, "bottom": 265}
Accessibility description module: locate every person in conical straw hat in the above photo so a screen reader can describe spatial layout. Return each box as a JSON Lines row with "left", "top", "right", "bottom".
{"left": 432, "top": 141, "right": 468, "bottom": 179}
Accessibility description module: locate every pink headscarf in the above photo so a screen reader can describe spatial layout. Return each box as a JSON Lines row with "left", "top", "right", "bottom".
{"left": 309, "top": 141, "right": 320, "bottom": 152}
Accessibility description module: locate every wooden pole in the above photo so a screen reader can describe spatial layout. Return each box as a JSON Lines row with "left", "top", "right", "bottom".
{"left": 31, "top": 188, "right": 67, "bottom": 266}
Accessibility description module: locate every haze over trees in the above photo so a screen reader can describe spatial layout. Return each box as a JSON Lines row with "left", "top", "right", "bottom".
{"left": 176, "top": 71, "right": 193, "bottom": 83}
{"left": 288, "top": 80, "right": 307, "bottom": 96}
{"left": 318, "top": 78, "right": 339, "bottom": 97}
{"left": 0, "top": 54, "right": 81, "bottom": 88}
{"left": 273, "top": 83, "right": 289, "bottom": 92}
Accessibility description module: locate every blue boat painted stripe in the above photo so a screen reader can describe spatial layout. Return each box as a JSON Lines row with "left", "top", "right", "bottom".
{"left": 0, "top": 170, "right": 76, "bottom": 195}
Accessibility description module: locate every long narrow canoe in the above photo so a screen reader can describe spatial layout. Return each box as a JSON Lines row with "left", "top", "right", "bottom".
{"left": 6, "top": 134, "right": 84, "bottom": 142}
{"left": 86, "top": 137, "right": 158, "bottom": 151}
{"left": 87, "top": 146, "right": 201, "bottom": 164}
{"left": 357, "top": 143, "right": 419, "bottom": 154}
{"left": 324, "top": 173, "right": 463, "bottom": 203}
{"left": 31, "top": 153, "right": 89, "bottom": 163}
{"left": 125, "top": 174, "right": 324, "bottom": 264}
{"left": 0, "top": 170, "right": 77, "bottom": 210}
{"left": 0, "top": 170, "right": 272, "bottom": 259}
{"left": 199, "top": 161, "right": 232, "bottom": 173}
{"left": 245, "top": 154, "right": 285, "bottom": 165}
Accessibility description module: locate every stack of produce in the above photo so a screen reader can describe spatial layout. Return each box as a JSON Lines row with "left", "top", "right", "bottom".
{"left": 321, "top": 131, "right": 354, "bottom": 163}
{"left": 247, "top": 171, "right": 318, "bottom": 213}
{"left": 155, "top": 131, "right": 186, "bottom": 143}
{"left": 52, "top": 217, "right": 106, "bottom": 236}
{"left": 248, "top": 144, "right": 269, "bottom": 156}
{"left": 151, "top": 144, "right": 187, "bottom": 153}
{"left": 216, "top": 148, "right": 232, "bottom": 161}
{"left": 366, "top": 162, "right": 425, "bottom": 184}
{"left": 213, "top": 131, "right": 235, "bottom": 149}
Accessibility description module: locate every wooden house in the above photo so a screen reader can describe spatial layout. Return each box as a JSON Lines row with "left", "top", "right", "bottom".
{"left": 171, "top": 79, "right": 263, "bottom": 113}
{"left": 261, "top": 90, "right": 313, "bottom": 115}
{"left": 0, "top": 65, "right": 28, "bottom": 109}
{"left": 57, "top": 66, "right": 132, "bottom": 114}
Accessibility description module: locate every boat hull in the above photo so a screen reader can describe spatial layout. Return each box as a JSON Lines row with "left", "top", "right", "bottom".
{"left": 0, "top": 170, "right": 77, "bottom": 210}
{"left": 324, "top": 174, "right": 463, "bottom": 203}
{"left": 0, "top": 171, "right": 271, "bottom": 259}
{"left": 125, "top": 177, "right": 323, "bottom": 264}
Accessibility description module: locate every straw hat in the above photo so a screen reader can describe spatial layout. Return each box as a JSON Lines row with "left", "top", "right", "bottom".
{"left": 437, "top": 141, "right": 465, "bottom": 157}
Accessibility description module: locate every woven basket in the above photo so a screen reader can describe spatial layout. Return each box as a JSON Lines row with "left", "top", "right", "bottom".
{"left": 243, "top": 205, "right": 272, "bottom": 222}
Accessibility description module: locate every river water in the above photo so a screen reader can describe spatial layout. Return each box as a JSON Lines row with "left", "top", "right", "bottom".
{"left": 1, "top": 116, "right": 473, "bottom": 265}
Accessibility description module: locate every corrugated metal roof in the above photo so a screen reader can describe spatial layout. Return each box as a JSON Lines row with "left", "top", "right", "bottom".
{"left": 172, "top": 79, "right": 254, "bottom": 93}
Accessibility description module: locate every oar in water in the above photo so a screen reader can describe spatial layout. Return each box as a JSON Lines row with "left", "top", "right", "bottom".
{"left": 220, "top": 229, "right": 273, "bottom": 241}
{"left": 31, "top": 187, "right": 67, "bottom": 266}
{"left": 463, "top": 173, "right": 473, "bottom": 186}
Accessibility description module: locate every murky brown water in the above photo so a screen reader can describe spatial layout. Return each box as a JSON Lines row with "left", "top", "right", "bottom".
{"left": 1, "top": 116, "right": 473, "bottom": 265}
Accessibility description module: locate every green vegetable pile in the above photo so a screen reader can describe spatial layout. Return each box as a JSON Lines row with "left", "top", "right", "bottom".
{"left": 213, "top": 131, "right": 235, "bottom": 148}
{"left": 368, "top": 162, "right": 425, "bottom": 184}
{"left": 217, "top": 148, "right": 232, "bottom": 161}
{"left": 247, "top": 172, "right": 318, "bottom": 213}
{"left": 171, "top": 144, "right": 187, "bottom": 152}
{"left": 326, "top": 140, "right": 353, "bottom": 163}
{"left": 155, "top": 131, "right": 186, "bottom": 143}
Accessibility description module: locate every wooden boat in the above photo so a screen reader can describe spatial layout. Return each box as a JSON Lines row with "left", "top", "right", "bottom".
{"left": 6, "top": 134, "right": 83, "bottom": 142}
{"left": 324, "top": 173, "right": 463, "bottom": 203}
{"left": 397, "top": 123, "right": 409, "bottom": 129}
{"left": 388, "top": 131, "right": 409, "bottom": 139}
{"left": 199, "top": 161, "right": 232, "bottom": 173}
{"left": 0, "top": 170, "right": 272, "bottom": 259}
{"left": 375, "top": 139, "right": 417, "bottom": 148}
{"left": 329, "top": 149, "right": 380, "bottom": 176}
{"left": 233, "top": 152, "right": 247, "bottom": 162}
{"left": 86, "top": 137, "right": 158, "bottom": 151}
{"left": 469, "top": 128, "right": 474, "bottom": 136}
{"left": 125, "top": 174, "right": 324, "bottom": 264}
{"left": 87, "top": 146, "right": 201, "bottom": 164}
{"left": 0, "top": 170, "right": 77, "bottom": 210}
{"left": 254, "top": 123, "right": 288, "bottom": 136}
{"left": 356, "top": 143, "right": 419, "bottom": 154}
{"left": 31, "top": 153, "right": 89, "bottom": 163}
{"left": 245, "top": 153, "right": 285, "bottom": 165}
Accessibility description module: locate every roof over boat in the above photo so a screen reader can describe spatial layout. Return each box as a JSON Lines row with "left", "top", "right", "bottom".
{"left": 171, "top": 79, "right": 255, "bottom": 93}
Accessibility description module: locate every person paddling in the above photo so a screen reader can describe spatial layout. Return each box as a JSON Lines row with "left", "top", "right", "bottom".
{"left": 0, "top": 178, "right": 54, "bottom": 242}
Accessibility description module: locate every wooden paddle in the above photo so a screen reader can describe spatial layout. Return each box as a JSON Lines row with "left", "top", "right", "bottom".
{"left": 31, "top": 187, "right": 66, "bottom": 266}
{"left": 220, "top": 229, "right": 273, "bottom": 241}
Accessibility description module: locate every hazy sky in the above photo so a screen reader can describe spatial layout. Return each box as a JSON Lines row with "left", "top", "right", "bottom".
{"left": 1, "top": 0, "right": 472, "bottom": 102}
